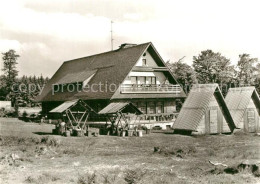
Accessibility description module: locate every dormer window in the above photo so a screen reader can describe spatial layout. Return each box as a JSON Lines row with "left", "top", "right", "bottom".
{"left": 142, "top": 59, "right": 147, "bottom": 66}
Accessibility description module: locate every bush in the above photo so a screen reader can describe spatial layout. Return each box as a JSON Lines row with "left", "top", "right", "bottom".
{"left": 0, "top": 108, "right": 15, "bottom": 117}
{"left": 0, "top": 108, "right": 5, "bottom": 117}
{"left": 0, "top": 136, "right": 41, "bottom": 146}
{"left": 40, "top": 136, "right": 60, "bottom": 147}
{"left": 25, "top": 173, "right": 60, "bottom": 183}
{"left": 124, "top": 169, "right": 146, "bottom": 184}
{"left": 77, "top": 173, "right": 97, "bottom": 184}
{"left": 22, "top": 111, "right": 28, "bottom": 118}
{"left": 25, "top": 176, "right": 35, "bottom": 183}
{"left": 154, "top": 145, "right": 197, "bottom": 158}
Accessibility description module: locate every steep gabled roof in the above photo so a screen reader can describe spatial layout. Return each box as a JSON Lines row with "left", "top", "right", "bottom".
{"left": 173, "top": 84, "right": 236, "bottom": 132}
{"left": 37, "top": 43, "right": 150, "bottom": 102}
{"left": 225, "top": 87, "right": 260, "bottom": 126}
{"left": 110, "top": 43, "right": 186, "bottom": 99}
{"left": 37, "top": 42, "right": 184, "bottom": 102}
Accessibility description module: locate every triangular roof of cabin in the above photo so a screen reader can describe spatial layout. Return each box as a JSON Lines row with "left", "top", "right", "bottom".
{"left": 98, "top": 102, "right": 142, "bottom": 115}
{"left": 172, "top": 84, "right": 236, "bottom": 132}
{"left": 49, "top": 99, "right": 96, "bottom": 113}
{"left": 225, "top": 87, "right": 260, "bottom": 125}
{"left": 37, "top": 42, "right": 185, "bottom": 102}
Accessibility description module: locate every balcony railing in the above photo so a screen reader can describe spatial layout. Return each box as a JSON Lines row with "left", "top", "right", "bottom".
{"left": 131, "top": 66, "right": 169, "bottom": 72}
{"left": 120, "top": 84, "right": 181, "bottom": 94}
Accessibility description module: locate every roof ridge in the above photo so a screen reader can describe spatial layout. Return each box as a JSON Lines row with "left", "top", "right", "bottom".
{"left": 228, "top": 86, "right": 255, "bottom": 90}
{"left": 63, "top": 42, "right": 151, "bottom": 64}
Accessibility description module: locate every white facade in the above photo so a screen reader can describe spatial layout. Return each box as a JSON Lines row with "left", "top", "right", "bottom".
{"left": 122, "top": 51, "right": 167, "bottom": 85}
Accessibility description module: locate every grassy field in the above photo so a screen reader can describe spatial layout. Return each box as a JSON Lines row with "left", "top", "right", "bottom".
{"left": 0, "top": 118, "right": 259, "bottom": 184}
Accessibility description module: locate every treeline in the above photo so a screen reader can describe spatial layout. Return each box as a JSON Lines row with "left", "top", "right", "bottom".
{"left": 0, "top": 75, "right": 49, "bottom": 107}
{"left": 1, "top": 49, "right": 260, "bottom": 108}
{"left": 0, "top": 49, "right": 49, "bottom": 107}
{"left": 167, "top": 50, "right": 260, "bottom": 95}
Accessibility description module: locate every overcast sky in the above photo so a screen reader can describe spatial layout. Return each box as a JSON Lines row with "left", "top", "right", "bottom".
{"left": 0, "top": 0, "right": 260, "bottom": 77}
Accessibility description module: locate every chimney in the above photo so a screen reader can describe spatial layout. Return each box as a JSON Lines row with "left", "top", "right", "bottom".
{"left": 119, "top": 43, "right": 137, "bottom": 49}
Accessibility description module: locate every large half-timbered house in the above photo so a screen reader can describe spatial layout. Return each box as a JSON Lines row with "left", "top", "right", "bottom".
{"left": 37, "top": 42, "right": 186, "bottom": 121}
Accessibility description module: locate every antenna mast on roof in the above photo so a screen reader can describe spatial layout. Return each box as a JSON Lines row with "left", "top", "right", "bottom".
{"left": 110, "top": 20, "right": 114, "bottom": 51}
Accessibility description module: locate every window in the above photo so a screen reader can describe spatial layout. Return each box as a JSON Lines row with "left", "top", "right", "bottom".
{"left": 148, "top": 102, "right": 156, "bottom": 114}
{"left": 142, "top": 59, "right": 147, "bottom": 66}
{"left": 157, "top": 102, "right": 164, "bottom": 114}
{"left": 140, "top": 107, "right": 146, "bottom": 114}
{"left": 138, "top": 102, "right": 147, "bottom": 114}
{"left": 138, "top": 76, "right": 145, "bottom": 84}
{"left": 151, "top": 77, "right": 156, "bottom": 84}
{"left": 146, "top": 77, "right": 151, "bottom": 84}
{"left": 131, "top": 77, "right": 137, "bottom": 84}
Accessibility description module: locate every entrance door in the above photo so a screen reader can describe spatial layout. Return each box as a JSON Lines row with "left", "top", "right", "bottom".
{"left": 247, "top": 109, "right": 256, "bottom": 133}
{"left": 209, "top": 108, "right": 218, "bottom": 134}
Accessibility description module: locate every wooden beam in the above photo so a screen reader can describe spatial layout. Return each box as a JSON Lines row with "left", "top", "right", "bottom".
{"left": 84, "top": 113, "right": 89, "bottom": 123}
{"left": 65, "top": 110, "right": 73, "bottom": 127}
{"left": 116, "top": 113, "right": 121, "bottom": 128}
{"left": 205, "top": 109, "right": 210, "bottom": 134}
{"left": 244, "top": 109, "right": 248, "bottom": 132}
{"left": 121, "top": 113, "right": 129, "bottom": 129}
{"left": 217, "top": 107, "right": 223, "bottom": 134}
{"left": 255, "top": 109, "right": 259, "bottom": 132}
{"left": 82, "top": 113, "right": 89, "bottom": 128}
{"left": 134, "top": 115, "right": 138, "bottom": 124}
{"left": 119, "top": 112, "right": 125, "bottom": 128}
{"left": 79, "top": 111, "right": 86, "bottom": 123}
{"left": 68, "top": 109, "right": 78, "bottom": 124}
{"left": 70, "top": 111, "right": 87, "bottom": 114}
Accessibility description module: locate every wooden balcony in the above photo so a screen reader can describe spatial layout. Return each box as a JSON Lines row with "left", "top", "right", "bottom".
{"left": 131, "top": 66, "right": 169, "bottom": 72}
{"left": 120, "top": 84, "right": 181, "bottom": 94}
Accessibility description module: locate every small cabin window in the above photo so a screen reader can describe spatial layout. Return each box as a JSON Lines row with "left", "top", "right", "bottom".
{"left": 142, "top": 59, "right": 147, "bottom": 66}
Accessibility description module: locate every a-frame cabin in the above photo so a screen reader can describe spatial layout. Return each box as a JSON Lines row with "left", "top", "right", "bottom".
{"left": 225, "top": 87, "right": 260, "bottom": 133}
{"left": 173, "top": 84, "right": 236, "bottom": 135}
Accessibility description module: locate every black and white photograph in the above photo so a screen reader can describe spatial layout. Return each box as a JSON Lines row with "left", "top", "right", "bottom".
{"left": 0, "top": 0, "right": 259, "bottom": 183}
